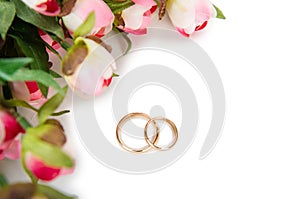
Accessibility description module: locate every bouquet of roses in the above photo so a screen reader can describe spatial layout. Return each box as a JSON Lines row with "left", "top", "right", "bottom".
{"left": 0, "top": 0, "right": 224, "bottom": 197}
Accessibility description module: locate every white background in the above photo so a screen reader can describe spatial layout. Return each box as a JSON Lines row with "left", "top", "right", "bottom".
{"left": 1, "top": 0, "right": 300, "bottom": 198}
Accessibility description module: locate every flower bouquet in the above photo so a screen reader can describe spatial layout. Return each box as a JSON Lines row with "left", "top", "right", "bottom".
{"left": 0, "top": 0, "right": 224, "bottom": 197}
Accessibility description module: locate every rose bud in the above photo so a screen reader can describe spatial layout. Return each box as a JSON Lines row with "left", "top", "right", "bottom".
{"left": 25, "top": 153, "right": 74, "bottom": 181}
{"left": 166, "top": 0, "right": 216, "bottom": 37}
{"left": 24, "top": 120, "right": 74, "bottom": 181}
{"left": 0, "top": 108, "right": 25, "bottom": 160}
{"left": 62, "top": 37, "right": 116, "bottom": 98}
{"left": 9, "top": 81, "right": 45, "bottom": 104}
{"left": 63, "top": 0, "right": 114, "bottom": 37}
{"left": 117, "top": 0, "right": 157, "bottom": 35}
{"left": 21, "top": 0, "right": 60, "bottom": 16}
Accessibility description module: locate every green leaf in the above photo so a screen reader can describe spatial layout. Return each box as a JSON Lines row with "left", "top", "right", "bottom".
{"left": 8, "top": 18, "right": 50, "bottom": 72}
{"left": 213, "top": 4, "right": 226, "bottom": 19}
{"left": 51, "top": 110, "right": 70, "bottom": 116}
{"left": 23, "top": 129, "right": 73, "bottom": 168}
{"left": 105, "top": 0, "right": 134, "bottom": 14}
{"left": 2, "top": 99, "right": 69, "bottom": 117}
{"left": 0, "top": 1, "right": 16, "bottom": 39}
{"left": 0, "top": 57, "right": 33, "bottom": 77}
{"left": 73, "top": 11, "right": 96, "bottom": 39}
{"left": 0, "top": 36, "right": 18, "bottom": 57}
{"left": 2, "top": 99, "right": 38, "bottom": 112}
{"left": 38, "top": 86, "right": 67, "bottom": 124}
{"left": 11, "top": 0, "right": 64, "bottom": 39}
{"left": 0, "top": 174, "right": 8, "bottom": 189}
{"left": 37, "top": 185, "right": 76, "bottom": 199}
{"left": 0, "top": 68, "right": 64, "bottom": 95}
{"left": 50, "top": 69, "right": 63, "bottom": 78}
{"left": 8, "top": 18, "right": 52, "bottom": 96}
{"left": 112, "top": 73, "right": 120, "bottom": 77}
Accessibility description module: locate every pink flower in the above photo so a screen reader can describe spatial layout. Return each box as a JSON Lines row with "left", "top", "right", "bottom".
{"left": 63, "top": 0, "right": 114, "bottom": 37}
{"left": 62, "top": 37, "right": 116, "bottom": 98}
{"left": 0, "top": 109, "right": 25, "bottom": 160}
{"left": 166, "top": 0, "right": 216, "bottom": 37}
{"left": 118, "top": 0, "right": 157, "bottom": 35}
{"left": 25, "top": 153, "right": 73, "bottom": 181}
{"left": 10, "top": 81, "right": 44, "bottom": 104}
{"left": 23, "top": 119, "right": 74, "bottom": 181}
{"left": 21, "top": 0, "right": 60, "bottom": 16}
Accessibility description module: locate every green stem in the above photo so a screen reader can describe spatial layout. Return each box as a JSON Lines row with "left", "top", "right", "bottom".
{"left": 12, "top": 111, "right": 32, "bottom": 130}
{"left": 37, "top": 184, "right": 75, "bottom": 199}
{"left": 49, "top": 34, "right": 71, "bottom": 51}
{"left": 11, "top": 112, "right": 38, "bottom": 184}
{"left": 112, "top": 27, "right": 132, "bottom": 55}
{"left": 21, "top": 150, "right": 38, "bottom": 184}
{"left": 60, "top": 41, "right": 71, "bottom": 50}
{"left": 0, "top": 174, "right": 8, "bottom": 189}
{"left": 43, "top": 40, "right": 62, "bottom": 60}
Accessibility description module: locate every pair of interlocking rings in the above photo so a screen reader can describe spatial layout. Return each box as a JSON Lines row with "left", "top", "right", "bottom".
{"left": 116, "top": 112, "right": 178, "bottom": 153}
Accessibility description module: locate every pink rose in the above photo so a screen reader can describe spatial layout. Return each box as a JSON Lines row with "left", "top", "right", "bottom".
{"left": 24, "top": 119, "right": 74, "bottom": 181}
{"left": 63, "top": 0, "right": 114, "bottom": 37}
{"left": 10, "top": 81, "right": 44, "bottom": 104}
{"left": 0, "top": 109, "right": 25, "bottom": 160}
{"left": 118, "top": 0, "right": 157, "bottom": 35}
{"left": 25, "top": 153, "right": 74, "bottom": 181}
{"left": 62, "top": 37, "right": 116, "bottom": 98}
{"left": 21, "top": 0, "right": 60, "bottom": 16}
{"left": 166, "top": 0, "right": 216, "bottom": 37}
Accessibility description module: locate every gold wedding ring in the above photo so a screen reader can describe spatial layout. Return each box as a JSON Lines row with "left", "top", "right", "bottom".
{"left": 144, "top": 117, "right": 178, "bottom": 151}
{"left": 116, "top": 112, "right": 159, "bottom": 153}
{"left": 116, "top": 113, "right": 178, "bottom": 153}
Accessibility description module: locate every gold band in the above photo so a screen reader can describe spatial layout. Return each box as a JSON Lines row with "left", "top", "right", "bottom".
{"left": 144, "top": 117, "right": 178, "bottom": 151}
{"left": 116, "top": 112, "right": 159, "bottom": 153}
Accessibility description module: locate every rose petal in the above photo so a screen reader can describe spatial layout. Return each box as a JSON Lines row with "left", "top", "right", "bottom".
{"left": 10, "top": 82, "right": 31, "bottom": 102}
{"left": 0, "top": 151, "right": 4, "bottom": 161}
{"left": 0, "top": 110, "right": 25, "bottom": 142}
{"left": 39, "top": 30, "right": 61, "bottom": 50}
{"left": 195, "top": 0, "right": 214, "bottom": 24}
{"left": 95, "top": 78, "right": 105, "bottom": 96}
{"left": 25, "top": 82, "right": 44, "bottom": 101}
{"left": 63, "top": 0, "right": 114, "bottom": 35}
{"left": 176, "top": 27, "right": 190, "bottom": 37}
{"left": 103, "top": 77, "right": 113, "bottom": 87}
{"left": 132, "top": 0, "right": 156, "bottom": 7}
{"left": 0, "top": 121, "right": 5, "bottom": 145}
{"left": 122, "top": 4, "right": 150, "bottom": 30}
{"left": 34, "top": 0, "right": 60, "bottom": 16}
{"left": 167, "top": 0, "right": 196, "bottom": 29}
{"left": 3, "top": 139, "right": 21, "bottom": 160}
{"left": 167, "top": 0, "right": 214, "bottom": 35}
{"left": 25, "top": 153, "right": 61, "bottom": 181}
{"left": 121, "top": 27, "right": 147, "bottom": 35}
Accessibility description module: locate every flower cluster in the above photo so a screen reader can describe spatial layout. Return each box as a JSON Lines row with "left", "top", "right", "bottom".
{"left": 0, "top": 0, "right": 224, "bottom": 196}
